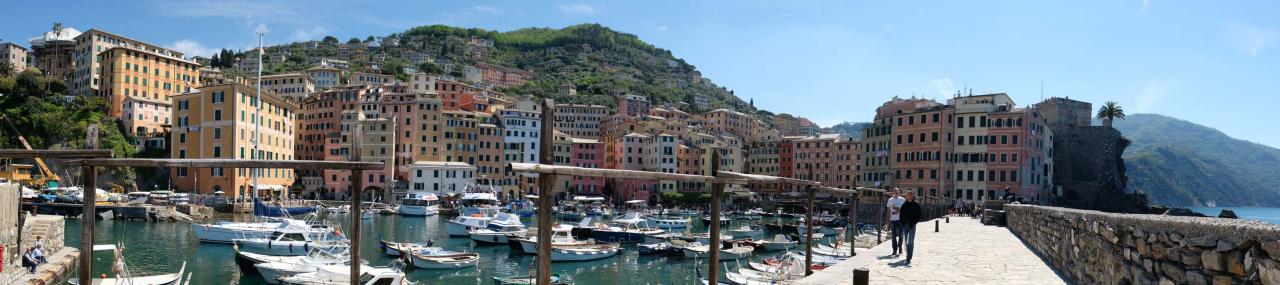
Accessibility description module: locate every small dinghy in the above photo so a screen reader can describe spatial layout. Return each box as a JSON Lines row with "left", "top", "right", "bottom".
{"left": 378, "top": 240, "right": 436, "bottom": 257}
{"left": 409, "top": 247, "right": 478, "bottom": 269}
{"left": 680, "top": 241, "right": 754, "bottom": 260}
{"left": 729, "top": 224, "right": 764, "bottom": 238}
{"left": 551, "top": 243, "right": 621, "bottom": 262}
{"left": 493, "top": 273, "right": 567, "bottom": 285}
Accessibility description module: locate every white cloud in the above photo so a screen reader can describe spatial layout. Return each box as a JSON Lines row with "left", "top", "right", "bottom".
{"left": 473, "top": 5, "right": 503, "bottom": 15}
{"left": 255, "top": 23, "right": 269, "bottom": 35}
{"left": 289, "top": 26, "right": 327, "bottom": 42}
{"left": 1227, "top": 23, "right": 1278, "bottom": 56}
{"left": 655, "top": 26, "right": 668, "bottom": 31}
{"left": 1141, "top": 0, "right": 1150, "bottom": 13}
{"left": 1135, "top": 80, "right": 1175, "bottom": 113}
{"left": 165, "top": 39, "right": 218, "bottom": 58}
{"left": 559, "top": 4, "right": 598, "bottom": 15}
{"left": 930, "top": 78, "right": 956, "bottom": 99}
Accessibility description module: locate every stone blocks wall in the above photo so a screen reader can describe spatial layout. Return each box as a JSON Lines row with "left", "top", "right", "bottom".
{"left": 1, "top": 184, "right": 19, "bottom": 275}
{"left": 1006, "top": 205, "right": 1280, "bottom": 285}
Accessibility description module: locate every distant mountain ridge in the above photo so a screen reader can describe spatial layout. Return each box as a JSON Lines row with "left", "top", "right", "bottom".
{"left": 1114, "top": 114, "right": 1280, "bottom": 207}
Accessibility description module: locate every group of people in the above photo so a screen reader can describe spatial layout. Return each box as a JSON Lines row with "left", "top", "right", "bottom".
{"left": 21, "top": 236, "right": 48, "bottom": 274}
{"left": 884, "top": 188, "right": 923, "bottom": 265}
{"left": 953, "top": 200, "right": 983, "bottom": 217}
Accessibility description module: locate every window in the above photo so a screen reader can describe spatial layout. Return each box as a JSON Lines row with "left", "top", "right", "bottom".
{"left": 214, "top": 110, "right": 222, "bottom": 121}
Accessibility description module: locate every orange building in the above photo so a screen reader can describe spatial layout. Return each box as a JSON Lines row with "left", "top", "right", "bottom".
{"left": 170, "top": 83, "right": 297, "bottom": 199}
{"left": 99, "top": 47, "right": 200, "bottom": 118}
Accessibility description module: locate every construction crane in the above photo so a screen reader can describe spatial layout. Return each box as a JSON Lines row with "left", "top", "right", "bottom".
{"left": 0, "top": 114, "right": 60, "bottom": 188}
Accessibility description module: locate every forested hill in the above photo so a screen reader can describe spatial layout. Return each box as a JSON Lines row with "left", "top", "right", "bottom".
{"left": 1114, "top": 114, "right": 1280, "bottom": 207}
{"left": 245, "top": 24, "right": 755, "bottom": 114}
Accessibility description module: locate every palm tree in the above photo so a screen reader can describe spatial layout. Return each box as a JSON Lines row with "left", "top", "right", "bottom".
{"left": 0, "top": 61, "right": 14, "bottom": 78}
{"left": 1097, "top": 101, "right": 1126, "bottom": 128}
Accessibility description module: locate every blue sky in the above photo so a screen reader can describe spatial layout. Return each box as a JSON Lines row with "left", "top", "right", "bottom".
{"left": 2, "top": 1, "right": 1278, "bottom": 147}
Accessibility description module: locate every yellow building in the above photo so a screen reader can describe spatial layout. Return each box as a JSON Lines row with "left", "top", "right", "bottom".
{"left": 99, "top": 46, "right": 200, "bottom": 118}
{"left": 73, "top": 29, "right": 186, "bottom": 97}
{"left": 170, "top": 83, "right": 298, "bottom": 199}
{"left": 247, "top": 73, "right": 315, "bottom": 102}
{"left": 410, "top": 95, "right": 446, "bottom": 163}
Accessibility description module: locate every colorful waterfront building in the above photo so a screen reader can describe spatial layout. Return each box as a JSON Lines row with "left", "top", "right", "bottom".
{"left": 169, "top": 83, "right": 297, "bottom": 199}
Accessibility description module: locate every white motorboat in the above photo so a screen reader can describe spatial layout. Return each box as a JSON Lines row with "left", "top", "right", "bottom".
{"left": 745, "top": 234, "right": 797, "bottom": 251}
{"left": 786, "top": 252, "right": 847, "bottom": 265}
{"left": 693, "top": 232, "right": 734, "bottom": 245}
{"left": 278, "top": 265, "right": 413, "bottom": 285}
{"left": 444, "top": 207, "right": 499, "bottom": 236}
{"left": 256, "top": 259, "right": 346, "bottom": 285}
{"left": 409, "top": 248, "right": 479, "bottom": 269}
{"left": 550, "top": 243, "right": 621, "bottom": 262}
{"left": 591, "top": 212, "right": 664, "bottom": 243}
{"left": 795, "top": 232, "right": 826, "bottom": 243}
{"left": 643, "top": 232, "right": 686, "bottom": 244}
{"left": 68, "top": 245, "right": 186, "bottom": 285}
{"left": 379, "top": 240, "right": 437, "bottom": 257}
{"left": 234, "top": 246, "right": 353, "bottom": 277}
{"left": 195, "top": 216, "right": 331, "bottom": 243}
{"left": 513, "top": 225, "right": 595, "bottom": 254}
{"left": 457, "top": 185, "right": 501, "bottom": 216}
{"left": 644, "top": 215, "right": 690, "bottom": 229}
{"left": 729, "top": 224, "right": 764, "bottom": 238}
{"left": 325, "top": 205, "right": 349, "bottom": 214}
{"left": 680, "top": 242, "right": 754, "bottom": 260}
{"left": 233, "top": 227, "right": 348, "bottom": 256}
{"left": 468, "top": 213, "right": 525, "bottom": 244}
{"left": 725, "top": 271, "right": 785, "bottom": 285}
{"left": 398, "top": 192, "right": 439, "bottom": 216}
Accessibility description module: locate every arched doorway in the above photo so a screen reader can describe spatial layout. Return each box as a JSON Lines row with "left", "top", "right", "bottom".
{"left": 362, "top": 186, "right": 386, "bottom": 203}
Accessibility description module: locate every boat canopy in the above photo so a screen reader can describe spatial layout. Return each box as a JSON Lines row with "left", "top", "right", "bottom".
{"left": 461, "top": 192, "right": 498, "bottom": 201}
{"left": 574, "top": 196, "right": 606, "bottom": 202}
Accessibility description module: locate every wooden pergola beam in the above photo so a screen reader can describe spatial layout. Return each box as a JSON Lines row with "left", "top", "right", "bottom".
{"left": 716, "top": 170, "right": 821, "bottom": 186}
{"left": 0, "top": 149, "right": 114, "bottom": 159}
{"left": 510, "top": 162, "right": 748, "bottom": 185}
{"left": 61, "top": 158, "right": 384, "bottom": 170}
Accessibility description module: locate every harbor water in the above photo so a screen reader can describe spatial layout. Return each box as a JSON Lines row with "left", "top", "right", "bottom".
{"left": 64, "top": 213, "right": 832, "bottom": 284}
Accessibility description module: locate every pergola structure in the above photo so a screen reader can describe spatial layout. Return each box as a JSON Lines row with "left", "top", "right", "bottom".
{"left": 509, "top": 99, "right": 911, "bottom": 285}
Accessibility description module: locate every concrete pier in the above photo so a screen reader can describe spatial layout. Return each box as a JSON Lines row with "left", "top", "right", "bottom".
{"left": 794, "top": 217, "right": 1067, "bottom": 285}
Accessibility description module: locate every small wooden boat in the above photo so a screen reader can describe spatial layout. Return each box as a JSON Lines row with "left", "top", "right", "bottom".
{"left": 493, "top": 273, "right": 566, "bottom": 285}
{"left": 410, "top": 248, "right": 478, "bottom": 269}
{"left": 278, "top": 265, "right": 410, "bottom": 285}
{"left": 551, "top": 243, "right": 621, "bottom": 262}
{"left": 379, "top": 240, "right": 437, "bottom": 257}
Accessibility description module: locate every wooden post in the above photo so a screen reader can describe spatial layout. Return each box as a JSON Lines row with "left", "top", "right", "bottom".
{"left": 349, "top": 121, "right": 364, "bottom": 285}
{"left": 805, "top": 185, "right": 815, "bottom": 276}
{"left": 535, "top": 99, "right": 557, "bottom": 285}
{"left": 707, "top": 150, "right": 723, "bottom": 284}
{"left": 849, "top": 192, "right": 857, "bottom": 256}
{"left": 79, "top": 124, "right": 99, "bottom": 283}
{"left": 79, "top": 165, "right": 96, "bottom": 283}
{"left": 876, "top": 192, "right": 884, "bottom": 244}
{"left": 853, "top": 268, "right": 870, "bottom": 285}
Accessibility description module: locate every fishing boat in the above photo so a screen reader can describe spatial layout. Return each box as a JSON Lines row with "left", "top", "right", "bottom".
{"left": 643, "top": 215, "right": 690, "bottom": 229}
{"left": 493, "top": 274, "right": 565, "bottom": 285}
{"left": 235, "top": 245, "right": 351, "bottom": 277}
{"left": 637, "top": 242, "right": 671, "bottom": 255}
{"left": 728, "top": 224, "right": 764, "bottom": 238}
{"left": 745, "top": 234, "right": 797, "bottom": 251}
{"left": 551, "top": 243, "right": 621, "bottom": 262}
{"left": 68, "top": 245, "right": 187, "bottom": 285}
{"left": 725, "top": 271, "right": 787, "bottom": 285}
{"left": 378, "top": 240, "right": 437, "bottom": 257}
{"left": 680, "top": 241, "right": 754, "bottom": 260}
{"left": 444, "top": 207, "right": 499, "bottom": 236}
{"left": 277, "top": 265, "right": 412, "bottom": 285}
{"left": 398, "top": 192, "right": 439, "bottom": 216}
{"left": 256, "top": 256, "right": 357, "bottom": 285}
{"left": 792, "top": 232, "right": 826, "bottom": 244}
{"left": 511, "top": 225, "right": 596, "bottom": 254}
{"left": 591, "top": 212, "right": 664, "bottom": 243}
{"left": 786, "top": 252, "right": 847, "bottom": 265}
{"left": 692, "top": 232, "right": 734, "bottom": 245}
{"left": 700, "top": 215, "right": 732, "bottom": 227}
{"left": 456, "top": 185, "right": 501, "bottom": 216}
{"left": 409, "top": 248, "right": 479, "bottom": 269}
{"left": 469, "top": 213, "right": 526, "bottom": 244}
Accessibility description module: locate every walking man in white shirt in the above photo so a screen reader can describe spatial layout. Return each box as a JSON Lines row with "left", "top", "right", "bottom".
{"left": 885, "top": 188, "right": 906, "bottom": 256}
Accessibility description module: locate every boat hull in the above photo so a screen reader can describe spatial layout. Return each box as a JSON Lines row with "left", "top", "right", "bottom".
{"left": 398, "top": 206, "right": 437, "bottom": 217}
{"left": 194, "top": 223, "right": 275, "bottom": 243}
{"left": 410, "top": 253, "right": 479, "bottom": 269}
{"left": 469, "top": 232, "right": 512, "bottom": 244}
{"left": 551, "top": 247, "right": 619, "bottom": 262}
{"left": 592, "top": 230, "right": 648, "bottom": 243}
{"left": 235, "top": 240, "right": 349, "bottom": 256}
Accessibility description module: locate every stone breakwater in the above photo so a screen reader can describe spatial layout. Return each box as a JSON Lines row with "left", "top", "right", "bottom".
{"left": 1006, "top": 205, "right": 1280, "bottom": 285}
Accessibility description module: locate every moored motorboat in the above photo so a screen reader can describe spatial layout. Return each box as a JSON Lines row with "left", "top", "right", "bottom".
{"left": 398, "top": 192, "right": 439, "bottom": 216}
{"left": 378, "top": 240, "right": 437, "bottom": 257}
{"left": 643, "top": 215, "right": 690, "bottom": 229}
{"left": 277, "top": 265, "right": 412, "bottom": 285}
{"left": 68, "top": 245, "right": 187, "bottom": 285}
{"left": 232, "top": 227, "right": 348, "bottom": 257}
{"left": 493, "top": 274, "right": 565, "bottom": 285}
{"left": 591, "top": 212, "right": 664, "bottom": 243}
{"left": 511, "top": 225, "right": 595, "bottom": 254}
{"left": 680, "top": 241, "right": 753, "bottom": 260}
{"left": 469, "top": 213, "right": 526, "bottom": 244}
{"left": 745, "top": 234, "right": 797, "bottom": 251}
{"left": 728, "top": 224, "right": 764, "bottom": 238}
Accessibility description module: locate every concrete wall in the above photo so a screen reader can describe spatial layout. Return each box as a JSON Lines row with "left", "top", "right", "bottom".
{"left": 1, "top": 184, "right": 18, "bottom": 275}
{"left": 1007, "top": 205, "right": 1280, "bottom": 284}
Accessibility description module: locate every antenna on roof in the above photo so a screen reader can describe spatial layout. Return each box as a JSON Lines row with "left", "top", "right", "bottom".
{"left": 1040, "top": 81, "right": 1045, "bottom": 102}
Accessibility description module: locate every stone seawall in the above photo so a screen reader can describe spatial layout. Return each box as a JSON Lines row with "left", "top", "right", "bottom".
{"left": 1006, "top": 205, "right": 1280, "bottom": 284}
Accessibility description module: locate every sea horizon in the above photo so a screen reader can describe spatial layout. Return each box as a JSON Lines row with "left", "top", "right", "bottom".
{"left": 1188, "top": 207, "right": 1280, "bottom": 225}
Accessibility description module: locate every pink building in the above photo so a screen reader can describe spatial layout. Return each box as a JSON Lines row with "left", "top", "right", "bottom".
{"left": 615, "top": 94, "right": 651, "bottom": 117}
{"left": 120, "top": 96, "right": 172, "bottom": 139}
{"left": 568, "top": 136, "right": 605, "bottom": 195}
{"left": 605, "top": 132, "right": 656, "bottom": 202}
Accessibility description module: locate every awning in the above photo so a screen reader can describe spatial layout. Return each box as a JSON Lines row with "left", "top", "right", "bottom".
{"left": 254, "top": 184, "right": 287, "bottom": 191}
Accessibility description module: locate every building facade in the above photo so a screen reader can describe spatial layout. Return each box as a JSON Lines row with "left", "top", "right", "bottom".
{"left": 73, "top": 29, "right": 186, "bottom": 97}
{"left": 249, "top": 73, "right": 315, "bottom": 102}
{"left": 170, "top": 83, "right": 297, "bottom": 199}
{"left": 1, "top": 43, "right": 30, "bottom": 73}
{"left": 553, "top": 104, "right": 609, "bottom": 139}
{"left": 99, "top": 47, "right": 201, "bottom": 118}
{"left": 408, "top": 162, "right": 477, "bottom": 195}
{"left": 27, "top": 24, "right": 80, "bottom": 80}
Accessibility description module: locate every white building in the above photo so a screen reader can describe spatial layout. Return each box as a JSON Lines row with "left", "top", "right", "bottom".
{"left": 409, "top": 72, "right": 438, "bottom": 94}
{"left": 646, "top": 133, "right": 679, "bottom": 192}
{"left": 304, "top": 65, "right": 343, "bottom": 90}
{"left": 498, "top": 101, "right": 542, "bottom": 192}
{"left": 409, "top": 162, "right": 477, "bottom": 195}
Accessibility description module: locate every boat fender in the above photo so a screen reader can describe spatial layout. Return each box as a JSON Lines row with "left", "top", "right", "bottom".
{"left": 268, "top": 240, "right": 272, "bottom": 249}
{"left": 304, "top": 243, "right": 309, "bottom": 252}
{"left": 289, "top": 243, "right": 294, "bottom": 253}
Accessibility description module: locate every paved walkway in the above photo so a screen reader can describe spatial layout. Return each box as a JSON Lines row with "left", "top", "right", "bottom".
{"left": 794, "top": 217, "right": 1067, "bottom": 285}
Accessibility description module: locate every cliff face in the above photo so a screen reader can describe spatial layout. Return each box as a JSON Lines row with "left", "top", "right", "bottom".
{"left": 1049, "top": 126, "right": 1148, "bottom": 213}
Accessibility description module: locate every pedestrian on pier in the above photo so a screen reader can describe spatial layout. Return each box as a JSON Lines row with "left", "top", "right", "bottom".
{"left": 34, "top": 236, "right": 47, "bottom": 264}
{"left": 885, "top": 188, "right": 905, "bottom": 256}
{"left": 900, "top": 191, "right": 923, "bottom": 265}
{"left": 22, "top": 247, "right": 39, "bottom": 273}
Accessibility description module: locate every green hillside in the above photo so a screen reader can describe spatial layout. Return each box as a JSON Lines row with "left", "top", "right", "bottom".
{"left": 246, "top": 23, "right": 755, "bottom": 114}
{"left": 1114, "top": 114, "right": 1280, "bottom": 207}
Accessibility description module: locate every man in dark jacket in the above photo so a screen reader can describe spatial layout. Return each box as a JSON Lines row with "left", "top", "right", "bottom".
{"left": 900, "top": 191, "right": 923, "bottom": 265}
